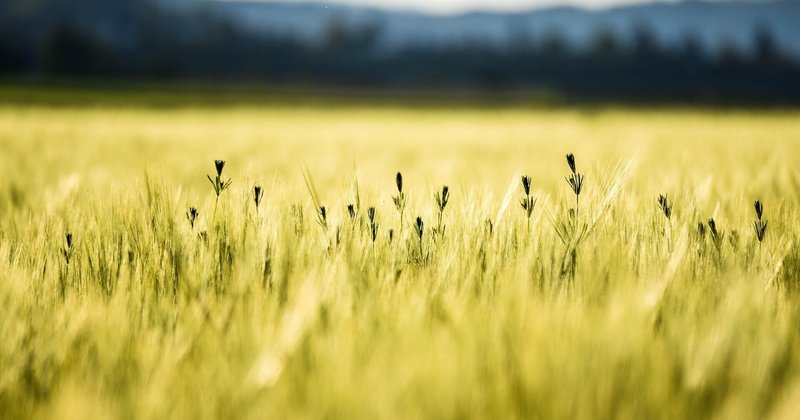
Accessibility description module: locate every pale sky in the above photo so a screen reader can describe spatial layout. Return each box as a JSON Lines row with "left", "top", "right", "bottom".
{"left": 270, "top": 0, "right": 685, "bottom": 14}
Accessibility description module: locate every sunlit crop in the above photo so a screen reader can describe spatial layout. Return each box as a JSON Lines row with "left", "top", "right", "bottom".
{"left": 2, "top": 96, "right": 800, "bottom": 419}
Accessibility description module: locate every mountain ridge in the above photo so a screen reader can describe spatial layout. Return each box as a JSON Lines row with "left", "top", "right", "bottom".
{"left": 205, "top": 0, "right": 800, "bottom": 55}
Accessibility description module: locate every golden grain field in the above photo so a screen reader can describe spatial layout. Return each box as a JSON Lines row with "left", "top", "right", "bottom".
{"left": 2, "top": 93, "right": 800, "bottom": 419}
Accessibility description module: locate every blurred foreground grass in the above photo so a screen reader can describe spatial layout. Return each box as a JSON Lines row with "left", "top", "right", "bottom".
{"left": 2, "top": 87, "right": 800, "bottom": 419}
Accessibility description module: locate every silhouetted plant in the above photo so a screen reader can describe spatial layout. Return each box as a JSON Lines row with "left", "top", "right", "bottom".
{"left": 60, "top": 232, "right": 74, "bottom": 265}
{"left": 207, "top": 160, "right": 232, "bottom": 221}
{"left": 555, "top": 153, "right": 585, "bottom": 281}
{"left": 368, "top": 206, "right": 379, "bottom": 249}
{"left": 565, "top": 153, "right": 584, "bottom": 218}
{"left": 657, "top": 194, "right": 672, "bottom": 220}
{"left": 392, "top": 172, "right": 407, "bottom": 233}
{"left": 521, "top": 175, "right": 532, "bottom": 196}
{"left": 708, "top": 218, "right": 719, "bottom": 238}
{"left": 708, "top": 217, "right": 725, "bottom": 255}
{"left": 520, "top": 175, "right": 536, "bottom": 229}
{"left": 434, "top": 185, "right": 450, "bottom": 239}
{"left": 186, "top": 207, "right": 199, "bottom": 229}
{"left": 253, "top": 185, "right": 264, "bottom": 213}
{"left": 414, "top": 216, "right": 424, "bottom": 257}
{"left": 753, "top": 200, "right": 768, "bottom": 243}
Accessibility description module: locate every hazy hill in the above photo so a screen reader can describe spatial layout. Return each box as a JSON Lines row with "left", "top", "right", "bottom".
{"left": 206, "top": 0, "right": 800, "bottom": 56}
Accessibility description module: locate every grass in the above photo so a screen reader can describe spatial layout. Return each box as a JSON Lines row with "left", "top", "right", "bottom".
{"left": 2, "top": 90, "right": 800, "bottom": 418}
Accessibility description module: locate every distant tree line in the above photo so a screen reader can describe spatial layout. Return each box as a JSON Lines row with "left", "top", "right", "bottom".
{"left": 1, "top": 0, "right": 799, "bottom": 103}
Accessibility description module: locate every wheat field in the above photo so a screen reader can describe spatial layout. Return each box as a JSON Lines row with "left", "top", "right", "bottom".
{"left": 2, "top": 95, "right": 800, "bottom": 419}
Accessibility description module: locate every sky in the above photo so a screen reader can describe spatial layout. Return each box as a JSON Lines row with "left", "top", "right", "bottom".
{"left": 253, "top": 0, "right": 685, "bottom": 14}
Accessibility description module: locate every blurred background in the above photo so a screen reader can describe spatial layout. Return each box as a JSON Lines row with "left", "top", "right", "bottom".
{"left": 1, "top": 0, "right": 799, "bottom": 104}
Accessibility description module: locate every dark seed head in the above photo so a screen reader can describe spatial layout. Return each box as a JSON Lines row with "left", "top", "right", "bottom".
{"left": 707, "top": 218, "right": 718, "bottom": 237}
{"left": 521, "top": 175, "right": 531, "bottom": 196}
{"left": 348, "top": 204, "right": 356, "bottom": 219}
{"left": 319, "top": 206, "right": 327, "bottom": 220}
{"left": 437, "top": 185, "right": 450, "bottom": 212}
{"left": 214, "top": 160, "right": 225, "bottom": 176}
{"left": 415, "top": 216, "right": 424, "bottom": 239}
{"left": 566, "top": 153, "right": 576, "bottom": 173}
{"left": 186, "top": 207, "right": 199, "bottom": 227}
{"left": 254, "top": 185, "right": 264, "bottom": 207}
{"left": 368, "top": 206, "right": 376, "bottom": 223}
{"left": 65, "top": 233, "right": 73, "bottom": 248}
{"left": 396, "top": 172, "right": 403, "bottom": 193}
{"left": 657, "top": 194, "right": 671, "bottom": 219}
{"left": 754, "top": 200, "right": 763, "bottom": 220}
{"left": 371, "top": 222, "right": 379, "bottom": 242}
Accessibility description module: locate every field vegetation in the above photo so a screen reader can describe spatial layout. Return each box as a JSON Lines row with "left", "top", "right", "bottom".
{"left": 2, "top": 91, "right": 800, "bottom": 418}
